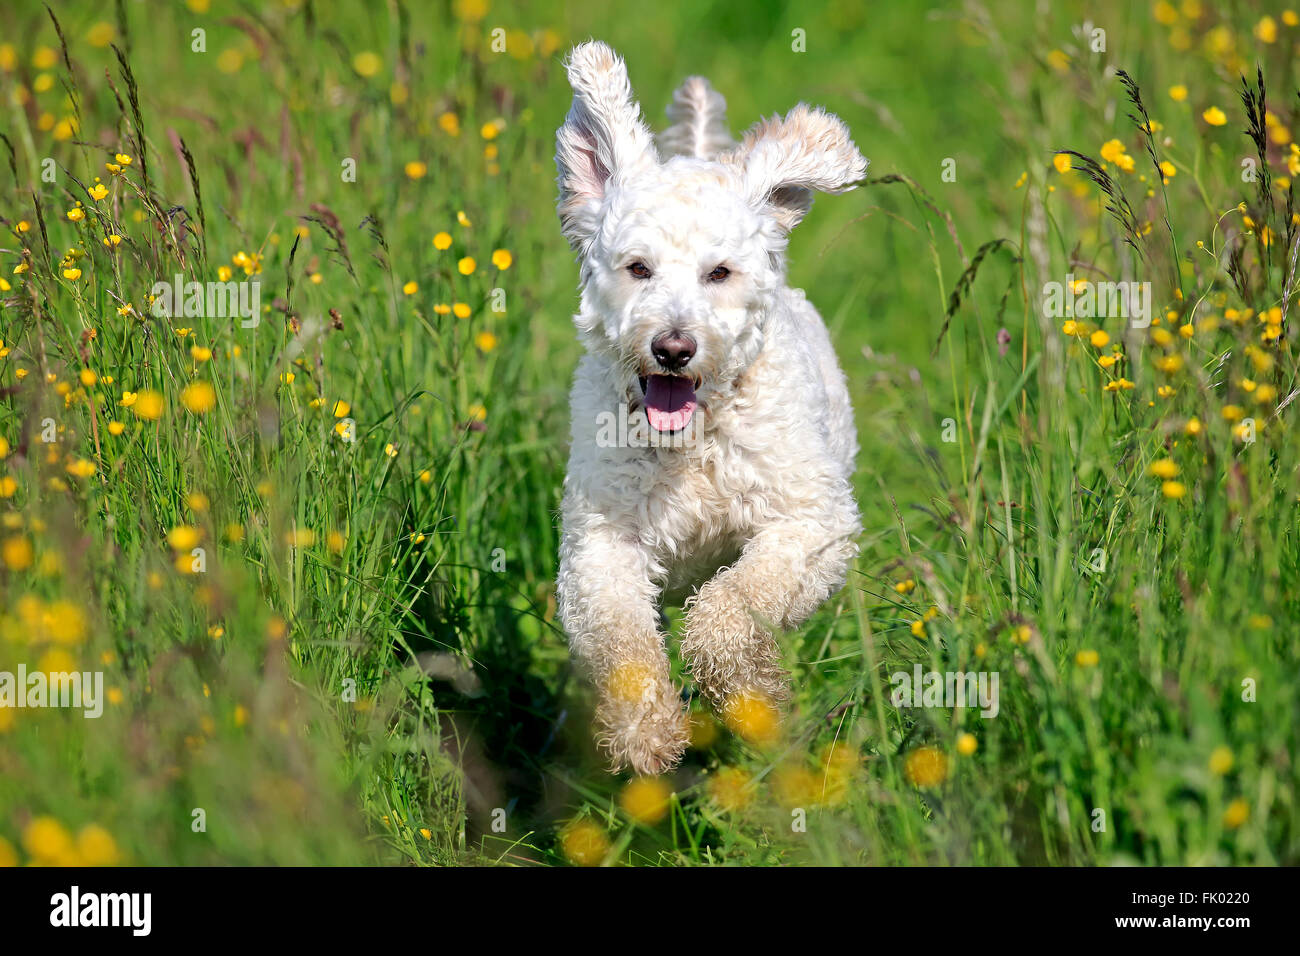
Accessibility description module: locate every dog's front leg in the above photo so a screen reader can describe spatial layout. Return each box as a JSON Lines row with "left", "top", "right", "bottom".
{"left": 557, "top": 520, "right": 688, "bottom": 775}
{"left": 681, "top": 520, "right": 858, "bottom": 710}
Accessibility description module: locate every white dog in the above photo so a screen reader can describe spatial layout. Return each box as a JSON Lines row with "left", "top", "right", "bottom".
{"left": 554, "top": 41, "right": 865, "bottom": 775}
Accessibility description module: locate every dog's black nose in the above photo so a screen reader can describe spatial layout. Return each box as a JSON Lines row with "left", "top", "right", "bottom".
{"left": 651, "top": 330, "right": 696, "bottom": 371}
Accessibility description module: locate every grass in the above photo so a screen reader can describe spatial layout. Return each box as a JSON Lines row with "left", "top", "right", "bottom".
{"left": 0, "top": 0, "right": 1297, "bottom": 866}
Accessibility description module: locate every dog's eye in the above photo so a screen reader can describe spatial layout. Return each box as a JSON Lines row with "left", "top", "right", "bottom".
{"left": 627, "top": 261, "right": 652, "bottom": 279}
{"left": 706, "top": 265, "right": 730, "bottom": 283}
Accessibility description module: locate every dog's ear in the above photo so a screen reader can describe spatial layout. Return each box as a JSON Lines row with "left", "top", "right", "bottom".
{"left": 729, "top": 104, "right": 868, "bottom": 232}
{"left": 658, "top": 76, "right": 735, "bottom": 161}
{"left": 555, "top": 41, "right": 657, "bottom": 250}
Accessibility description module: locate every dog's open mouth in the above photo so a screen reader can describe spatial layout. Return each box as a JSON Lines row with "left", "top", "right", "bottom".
{"left": 639, "top": 374, "right": 697, "bottom": 433}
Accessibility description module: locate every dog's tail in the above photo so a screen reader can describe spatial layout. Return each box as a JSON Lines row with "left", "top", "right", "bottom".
{"left": 657, "top": 76, "right": 735, "bottom": 161}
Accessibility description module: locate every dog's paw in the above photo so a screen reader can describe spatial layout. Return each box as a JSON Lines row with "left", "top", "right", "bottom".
{"left": 596, "top": 666, "right": 689, "bottom": 775}
{"left": 681, "top": 585, "right": 791, "bottom": 705}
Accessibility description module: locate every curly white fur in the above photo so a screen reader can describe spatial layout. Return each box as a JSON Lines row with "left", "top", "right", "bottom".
{"left": 554, "top": 41, "right": 867, "bottom": 774}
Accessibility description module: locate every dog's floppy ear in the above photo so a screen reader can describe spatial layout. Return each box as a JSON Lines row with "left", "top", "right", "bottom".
{"left": 729, "top": 104, "right": 868, "bottom": 232}
{"left": 555, "top": 41, "right": 657, "bottom": 250}
{"left": 658, "top": 76, "right": 735, "bottom": 161}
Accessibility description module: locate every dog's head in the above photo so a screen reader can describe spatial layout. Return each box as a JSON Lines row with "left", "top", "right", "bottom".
{"left": 556, "top": 41, "right": 867, "bottom": 434}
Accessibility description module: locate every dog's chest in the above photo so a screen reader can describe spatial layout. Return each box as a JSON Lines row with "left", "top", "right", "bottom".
{"left": 636, "top": 441, "right": 754, "bottom": 578}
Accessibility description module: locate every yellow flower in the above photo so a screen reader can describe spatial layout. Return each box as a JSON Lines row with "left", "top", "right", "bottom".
{"left": 1052, "top": 153, "right": 1071, "bottom": 174}
{"left": 352, "top": 51, "right": 382, "bottom": 77}
{"left": 1099, "top": 139, "right": 1127, "bottom": 164}
{"left": 332, "top": 400, "right": 351, "bottom": 418}
{"left": 87, "top": 22, "right": 115, "bottom": 47}
{"left": 1255, "top": 15, "right": 1278, "bottom": 43}
{"left": 404, "top": 160, "right": 427, "bottom": 180}
{"left": 1161, "top": 480, "right": 1187, "bottom": 499}
{"left": 453, "top": 302, "right": 471, "bottom": 319}
{"left": 903, "top": 746, "right": 949, "bottom": 788}
{"left": 1209, "top": 746, "right": 1234, "bottom": 776}
{"left": 437, "top": 112, "right": 461, "bottom": 137}
{"left": 62, "top": 267, "right": 82, "bottom": 281}
{"left": 457, "top": 256, "right": 476, "bottom": 275}
{"left": 190, "top": 345, "right": 212, "bottom": 362}
{"left": 1168, "top": 84, "right": 1188, "bottom": 102}
{"left": 475, "top": 331, "right": 498, "bottom": 352}
{"left": 67, "top": 207, "right": 85, "bottom": 222}
{"left": 2, "top": 536, "right": 33, "bottom": 570}
{"left": 76, "top": 825, "right": 119, "bottom": 866}
{"left": 115, "top": 152, "right": 132, "bottom": 166}
{"left": 432, "top": 231, "right": 452, "bottom": 250}
{"left": 1075, "top": 649, "right": 1100, "bottom": 668}
{"left": 491, "top": 248, "right": 513, "bottom": 270}
{"left": 103, "top": 234, "right": 122, "bottom": 248}
{"left": 707, "top": 766, "right": 755, "bottom": 812}
{"left": 180, "top": 381, "right": 216, "bottom": 414}
{"left": 65, "top": 458, "right": 96, "bottom": 478}
{"left": 619, "top": 777, "right": 672, "bottom": 825}
{"left": 1185, "top": 417, "right": 1203, "bottom": 436}
{"left": 285, "top": 528, "right": 316, "bottom": 548}
{"left": 1222, "top": 798, "right": 1249, "bottom": 829}
{"left": 1089, "top": 330, "right": 1110, "bottom": 348}
{"left": 1221, "top": 404, "right": 1244, "bottom": 422}
{"left": 22, "top": 816, "right": 72, "bottom": 863}
{"left": 457, "top": 210, "right": 472, "bottom": 227}
{"left": 723, "top": 691, "right": 780, "bottom": 745}
{"left": 559, "top": 819, "right": 610, "bottom": 866}
{"left": 956, "top": 732, "right": 978, "bottom": 756}
{"left": 894, "top": 578, "right": 916, "bottom": 594}
{"left": 1149, "top": 459, "right": 1179, "bottom": 479}
{"left": 167, "top": 525, "right": 201, "bottom": 551}
{"left": 89, "top": 183, "right": 108, "bottom": 201}
{"left": 384, "top": 443, "right": 398, "bottom": 458}
{"left": 402, "top": 281, "right": 418, "bottom": 295}
{"left": 1159, "top": 160, "right": 1176, "bottom": 179}
{"left": 1202, "top": 106, "right": 1227, "bottom": 126}
{"left": 1062, "top": 320, "right": 1079, "bottom": 336}
{"left": 132, "top": 389, "right": 165, "bottom": 420}
{"left": 771, "top": 763, "right": 821, "bottom": 808}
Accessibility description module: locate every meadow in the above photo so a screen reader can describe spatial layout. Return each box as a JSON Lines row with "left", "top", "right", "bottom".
{"left": 0, "top": 0, "right": 1297, "bottom": 866}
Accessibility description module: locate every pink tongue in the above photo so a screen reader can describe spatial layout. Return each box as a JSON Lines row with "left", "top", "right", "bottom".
{"left": 644, "top": 375, "right": 697, "bottom": 433}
